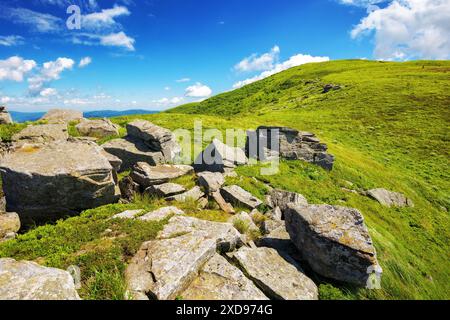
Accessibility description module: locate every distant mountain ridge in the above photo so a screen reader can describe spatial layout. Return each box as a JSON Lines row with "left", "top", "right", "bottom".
{"left": 10, "top": 109, "right": 160, "bottom": 123}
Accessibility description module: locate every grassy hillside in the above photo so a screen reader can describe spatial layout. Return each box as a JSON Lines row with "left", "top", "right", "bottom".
{"left": 1, "top": 60, "right": 448, "bottom": 300}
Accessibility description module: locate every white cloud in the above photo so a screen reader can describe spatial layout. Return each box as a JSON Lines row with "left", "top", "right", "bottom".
{"left": 79, "top": 57, "right": 92, "bottom": 68}
{"left": 40, "top": 88, "right": 58, "bottom": 97}
{"left": 339, "top": 0, "right": 387, "bottom": 6}
{"left": 164, "top": 86, "right": 171, "bottom": 91}
{"left": 0, "top": 96, "right": 13, "bottom": 104}
{"left": 176, "top": 78, "right": 191, "bottom": 83}
{"left": 100, "top": 32, "right": 135, "bottom": 51}
{"left": 28, "top": 57, "right": 75, "bottom": 93}
{"left": 0, "top": 56, "right": 37, "bottom": 82}
{"left": 233, "top": 53, "right": 329, "bottom": 88}
{"left": 0, "top": 35, "right": 24, "bottom": 47}
{"left": 82, "top": 5, "right": 130, "bottom": 30}
{"left": 350, "top": 0, "right": 450, "bottom": 60}
{"left": 3, "top": 7, "right": 61, "bottom": 33}
{"left": 63, "top": 98, "right": 95, "bottom": 106}
{"left": 185, "top": 83, "right": 212, "bottom": 98}
{"left": 234, "top": 46, "right": 280, "bottom": 72}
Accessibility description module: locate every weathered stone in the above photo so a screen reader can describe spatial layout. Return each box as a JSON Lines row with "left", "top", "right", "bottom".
{"left": 0, "top": 141, "right": 117, "bottom": 221}
{"left": 261, "top": 218, "right": 284, "bottom": 235}
{"left": 119, "top": 176, "right": 140, "bottom": 201}
{"left": 130, "top": 162, "right": 193, "bottom": 188}
{"left": 125, "top": 216, "right": 241, "bottom": 300}
{"left": 194, "top": 139, "right": 248, "bottom": 173}
{"left": 12, "top": 124, "right": 68, "bottom": 146}
{"left": 256, "top": 225, "right": 303, "bottom": 263}
{"left": 221, "top": 185, "right": 263, "bottom": 210}
{"left": 284, "top": 204, "right": 380, "bottom": 286}
{"left": 314, "top": 152, "right": 335, "bottom": 171}
{"left": 367, "top": 188, "right": 414, "bottom": 208}
{"left": 231, "top": 212, "right": 259, "bottom": 233}
{"left": 111, "top": 209, "right": 144, "bottom": 219}
{"left": 0, "top": 106, "right": 13, "bottom": 124}
{"left": 145, "top": 183, "right": 186, "bottom": 198}
{"left": 167, "top": 186, "right": 205, "bottom": 203}
{"left": 40, "top": 109, "right": 84, "bottom": 124}
{"left": 232, "top": 247, "right": 318, "bottom": 300}
{"left": 102, "top": 137, "right": 165, "bottom": 171}
{"left": 0, "top": 212, "right": 20, "bottom": 238}
{"left": 197, "top": 171, "right": 225, "bottom": 193}
{"left": 139, "top": 206, "right": 184, "bottom": 222}
{"left": 76, "top": 118, "right": 119, "bottom": 138}
{"left": 322, "top": 84, "right": 341, "bottom": 93}
{"left": 126, "top": 120, "right": 181, "bottom": 162}
{"left": 212, "top": 191, "right": 235, "bottom": 214}
{"left": 266, "top": 207, "right": 283, "bottom": 221}
{"left": 269, "top": 189, "right": 308, "bottom": 212}
{"left": 182, "top": 254, "right": 268, "bottom": 300}
{"left": 0, "top": 258, "right": 81, "bottom": 300}
{"left": 197, "top": 197, "right": 209, "bottom": 209}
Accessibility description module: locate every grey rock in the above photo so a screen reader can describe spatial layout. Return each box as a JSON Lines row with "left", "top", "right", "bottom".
{"left": 221, "top": 185, "right": 263, "bottom": 210}
{"left": 76, "top": 118, "right": 119, "bottom": 138}
{"left": 12, "top": 124, "right": 68, "bottom": 146}
{"left": 145, "top": 183, "right": 186, "bottom": 198}
{"left": 40, "top": 109, "right": 84, "bottom": 124}
{"left": 0, "top": 106, "right": 13, "bottom": 124}
{"left": 0, "top": 212, "right": 20, "bottom": 238}
{"left": 0, "top": 258, "right": 81, "bottom": 300}
{"left": 322, "top": 84, "right": 341, "bottom": 93}
{"left": 269, "top": 189, "right": 308, "bottom": 212}
{"left": 167, "top": 186, "right": 205, "bottom": 202}
{"left": 261, "top": 218, "right": 284, "bottom": 234}
{"left": 284, "top": 204, "right": 381, "bottom": 286}
{"left": 111, "top": 209, "right": 144, "bottom": 219}
{"left": 232, "top": 247, "right": 318, "bottom": 300}
{"left": 194, "top": 139, "right": 247, "bottom": 173}
{"left": 367, "top": 188, "right": 414, "bottom": 208}
{"left": 102, "top": 137, "right": 165, "bottom": 171}
{"left": 130, "top": 162, "right": 193, "bottom": 188}
{"left": 119, "top": 176, "right": 140, "bottom": 201}
{"left": 212, "top": 191, "right": 235, "bottom": 214}
{"left": 231, "top": 211, "right": 259, "bottom": 234}
{"left": 182, "top": 254, "right": 269, "bottom": 300}
{"left": 0, "top": 141, "right": 117, "bottom": 222}
{"left": 197, "top": 171, "right": 225, "bottom": 193}
{"left": 139, "top": 206, "right": 184, "bottom": 222}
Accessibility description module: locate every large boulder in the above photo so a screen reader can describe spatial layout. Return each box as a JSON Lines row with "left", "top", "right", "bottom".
{"left": 40, "top": 109, "right": 84, "bottom": 124}
{"left": 0, "top": 106, "right": 13, "bottom": 124}
{"left": 0, "top": 258, "right": 80, "bottom": 300}
{"left": 12, "top": 124, "right": 68, "bottom": 146}
{"left": 0, "top": 141, "right": 118, "bottom": 222}
{"left": 367, "top": 188, "right": 414, "bottom": 208}
{"left": 194, "top": 139, "right": 248, "bottom": 173}
{"left": 75, "top": 118, "right": 119, "bottom": 138}
{"left": 284, "top": 204, "right": 380, "bottom": 286}
{"left": 102, "top": 137, "right": 165, "bottom": 171}
{"left": 221, "top": 185, "right": 263, "bottom": 210}
{"left": 231, "top": 247, "right": 318, "bottom": 300}
{"left": 130, "top": 162, "right": 193, "bottom": 188}
{"left": 127, "top": 120, "right": 181, "bottom": 162}
{"left": 182, "top": 254, "right": 268, "bottom": 300}
{"left": 125, "top": 216, "right": 241, "bottom": 300}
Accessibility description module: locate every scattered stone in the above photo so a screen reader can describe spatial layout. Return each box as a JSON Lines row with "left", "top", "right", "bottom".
{"left": 75, "top": 118, "right": 120, "bottom": 138}
{"left": 0, "top": 141, "right": 117, "bottom": 222}
{"left": 127, "top": 120, "right": 181, "bottom": 162}
{"left": 212, "top": 191, "right": 235, "bottom": 214}
{"left": 194, "top": 139, "right": 247, "bottom": 173}
{"left": 102, "top": 137, "right": 165, "bottom": 171}
{"left": 268, "top": 189, "right": 308, "bottom": 212}
{"left": 130, "top": 162, "right": 193, "bottom": 188}
{"left": 12, "top": 124, "right": 68, "bottom": 146}
{"left": 145, "top": 183, "right": 186, "bottom": 198}
{"left": 0, "top": 106, "right": 13, "bottom": 124}
{"left": 182, "top": 254, "right": 269, "bottom": 300}
{"left": 322, "top": 84, "right": 341, "bottom": 93}
{"left": 284, "top": 204, "right": 381, "bottom": 286}
{"left": 119, "top": 176, "right": 140, "bottom": 201}
{"left": 367, "top": 188, "right": 414, "bottom": 208}
{"left": 221, "top": 185, "right": 263, "bottom": 210}
{"left": 197, "top": 171, "right": 225, "bottom": 193}
{"left": 0, "top": 258, "right": 81, "bottom": 300}
{"left": 167, "top": 186, "right": 205, "bottom": 202}
{"left": 231, "top": 212, "right": 259, "bottom": 234}
{"left": 139, "top": 206, "right": 184, "bottom": 222}
{"left": 0, "top": 212, "right": 20, "bottom": 238}
{"left": 232, "top": 247, "right": 318, "bottom": 300}
{"left": 40, "top": 109, "right": 84, "bottom": 124}
{"left": 111, "top": 209, "right": 144, "bottom": 219}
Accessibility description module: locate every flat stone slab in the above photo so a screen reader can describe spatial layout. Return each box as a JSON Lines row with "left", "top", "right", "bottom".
{"left": 40, "top": 109, "right": 84, "bottom": 124}
{"left": 182, "top": 254, "right": 269, "bottom": 300}
{"left": 12, "top": 124, "right": 68, "bottom": 145}
{"left": 76, "top": 118, "right": 119, "bottom": 138}
{"left": 221, "top": 185, "right": 263, "bottom": 210}
{"left": 130, "top": 162, "right": 193, "bottom": 187}
{"left": 0, "top": 258, "right": 81, "bottom": 300}
{"left": 232, "top": 247, "right": 318, "bottom": 300}
{"left": 166, "top": 186, "right": 204, "bottom": 202}
{"left": 145, "top": 183, "right": 186, "bottom": 197}
{"left": 367, "top": 188, "right": 414, "bottom": 207}
{"left": 139, "top": 206, "right": 184, "bottom": 222}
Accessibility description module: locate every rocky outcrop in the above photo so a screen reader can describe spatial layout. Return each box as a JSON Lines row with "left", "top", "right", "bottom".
{"left": 221, "top": 185, "right": 263, "bottom": 210}
{"left": 0, "top": 258, "right": 80, "bottom": 300}
{"left": 197, "top": 171, "right": 225, "bottom": 194}
{"left": 182, "top": 254, "right": 268, "bottom": 300}
{"left": 145, "top": 183, "right": 186, "bottom": 198}
{"left": 0, "top": 106, "right": 13, "bottom": 124}
{"left": 75, "top": 118, "right": 120, "bottom": 138}
{"left": 125, "top": 216, "right": 241, "bottom": 300}
{"left": 40, "top": 109, "right": 84, "bottom": 124}
{"left": 127, "top": 120, "right": 181, "bottom": 162}
{"left": 102, "top": 137, "right": 165, "bottom": 171}
{"left": 130, "top": 162, "right": 193, "bottom": 188}
{"left": 194, "top": 139, "right": 247, "bottom": 173}
{"left": 246, "top": 126, "right": 334, "bottom": 170}
{"left": 0, "top": 212, "right": 20, "bottom": 242}
{"left": 284, "top": 204, "right": 380, "bottom": 286}
{"left": 367, "top": 188, "right": 414, "bottom": 208}
{"left": 12, "top": 124, "right": 69, "bottom": 147}
{"left": 231, "top": 247, "right": 318, "bottom": 300}
{"left": 0, "top": 141, "right": 118, "bottom": 222}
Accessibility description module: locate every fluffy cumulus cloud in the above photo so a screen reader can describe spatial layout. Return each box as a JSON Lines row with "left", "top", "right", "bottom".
{"left": 0, "top": 35, "right": 24, "bottom": 47}
{"left": 233, "top": 51, "right": 329, "bottom": 89}
{"left": 350, "top": 0, "right": 450, "bottom": 60}
{"left": 234, "top": 46, "right": 280, "bottom": 72}
{"left": 28, "top": 57, "right": 75, "bottom": 94}
{"left": 79, "top": 57, "right": 92, "bottom": 68}
{"left": 100, "top": 32, "right": 135, "bottom": 51}
{"left": 185, "top": 83, "right": 212, "bottom": 98}
{"left": 0, "top": 56, "right": 37, "bottom": 82}
{"left": 39, "top": 88, "right": 58, "bottom": 97}
{"left": 0, "top": 96, "right": 13, "bottom": 104}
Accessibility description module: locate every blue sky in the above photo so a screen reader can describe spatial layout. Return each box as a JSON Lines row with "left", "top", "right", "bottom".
{"left": 0, "top": 0, "right": 449, "bottom": 111}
